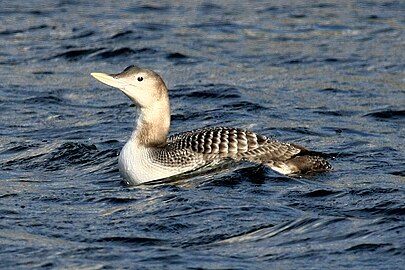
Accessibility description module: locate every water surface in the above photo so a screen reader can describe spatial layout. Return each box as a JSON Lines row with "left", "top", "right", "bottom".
{"left": 1, "top": 1, "right": 404, "bottom": 269}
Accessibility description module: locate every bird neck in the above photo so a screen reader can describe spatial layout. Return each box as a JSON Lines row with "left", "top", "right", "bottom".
{"left": 131, "top": 98, "right": 171, "bottom": 147}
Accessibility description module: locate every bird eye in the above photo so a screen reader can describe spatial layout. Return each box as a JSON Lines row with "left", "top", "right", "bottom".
{"left": 137, "top": 77, "right": 143, "bottom": 82}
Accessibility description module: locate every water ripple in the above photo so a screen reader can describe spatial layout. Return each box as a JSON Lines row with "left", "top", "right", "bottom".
{"left": 0, "top": 1, "right": 404, "bottom": 269}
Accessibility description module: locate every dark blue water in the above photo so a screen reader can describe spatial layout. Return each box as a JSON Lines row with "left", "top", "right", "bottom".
{"left": 1, "top": 1, "right": 404, "bottom": 269}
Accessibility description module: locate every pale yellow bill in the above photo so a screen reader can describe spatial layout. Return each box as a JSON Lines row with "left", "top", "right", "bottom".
{"left": 91, "top": 72, "right": 123, "bottom": 88}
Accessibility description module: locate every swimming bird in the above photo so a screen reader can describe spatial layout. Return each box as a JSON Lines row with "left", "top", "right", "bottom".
{"left": 91, "top": 65, "right": 332, "bottom": 184}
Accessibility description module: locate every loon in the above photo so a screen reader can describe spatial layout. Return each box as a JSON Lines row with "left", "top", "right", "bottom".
{"left": 91, "top": 65, "right": 332, "bottom": 185}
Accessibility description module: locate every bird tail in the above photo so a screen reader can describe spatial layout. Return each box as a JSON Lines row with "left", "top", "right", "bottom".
{"left": 265, "top": 155, "right": 332, "bottom": 175}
